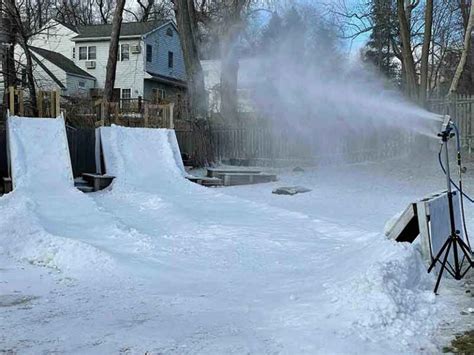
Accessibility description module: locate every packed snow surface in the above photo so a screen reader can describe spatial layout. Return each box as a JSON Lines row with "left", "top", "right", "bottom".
{"left": 0, "top": 124, "right": 466, "bottom": 354}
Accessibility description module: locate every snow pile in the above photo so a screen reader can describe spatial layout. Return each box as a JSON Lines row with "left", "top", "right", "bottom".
{"left": 327, "top": 239, "right": 444, "bottom": 349}
{"left": 0, "top": 193, "right": 117, "bottom": 277}
{"left": 8, "top": 115, "right": 73, "bottom": 190}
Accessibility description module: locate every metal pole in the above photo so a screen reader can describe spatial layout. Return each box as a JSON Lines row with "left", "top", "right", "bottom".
{"left": 444, "top": 136, "right": 461, "bottom": 279}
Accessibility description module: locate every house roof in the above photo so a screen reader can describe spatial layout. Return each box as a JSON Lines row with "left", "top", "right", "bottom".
{"left": 29, "top": 46, "right": 95, "bottom": 79}
{"left": 30, "top": 53, "right": 66, "bottom": 89}
{"left": 73, "top": 20, "right": 170, "bottom": 41}
{"left": 56, "top": 20, "right": 79, "bottom": 33}
{"left": 145, "top": 71, "right": 187, "bottom": 88}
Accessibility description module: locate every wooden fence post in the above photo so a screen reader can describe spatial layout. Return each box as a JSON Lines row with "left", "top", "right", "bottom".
{"left": 8, "top": 86, "right": 14, "bottom": 114}
{"left": 37, "top": 91, "right": 43, "bottom": 117}
{"left": 100, "top": 101, "right": 105, "bottom": 127}
{"left": 114, "top": 103, "right": 119, "bottom": 125}
{"left": 169, "top": 102, "right": 175, "bottom": 129}
{"left": 18, "top": 90, "right": 24, "bottom": 116}
{"left": 144, "top": 103, "right": 149, "bottom": 128}
{"left": 54, "top": 90, "right": 60, "bottom": 117}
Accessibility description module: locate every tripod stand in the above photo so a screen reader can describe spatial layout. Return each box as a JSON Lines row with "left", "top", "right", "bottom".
{"left": 428, "top": 123, "right": 473, "bottom": 294}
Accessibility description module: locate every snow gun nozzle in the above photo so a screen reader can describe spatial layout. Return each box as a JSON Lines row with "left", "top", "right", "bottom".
{"left": 438, "top": 115, "right": 454, "bottom": 142}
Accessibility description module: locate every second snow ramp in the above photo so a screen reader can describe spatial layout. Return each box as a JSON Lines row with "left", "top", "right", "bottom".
{"left": 7, "top": 115, "right": 74, "bottom": 191}
{"left": 99, "top": 126, "right": 188, "bottom": 191}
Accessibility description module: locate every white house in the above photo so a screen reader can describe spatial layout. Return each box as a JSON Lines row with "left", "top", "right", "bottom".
{"left": 12, "top": 19, "right": 95, "bottom": 97}
{"left": 29, "top": 19, "right": 77, "bottom": 58}
{"left": 72, "top": 20, "right": 187, "bottom": 101}
{"left": 28, "top": 46, "right": 96, "bottom": 96}
{"left": 201, "top": 59, "right": 259, "bottom": 113}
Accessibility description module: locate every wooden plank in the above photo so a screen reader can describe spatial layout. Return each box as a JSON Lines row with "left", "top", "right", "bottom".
{"left": 8, "top": 86, "right": 14, "bottom": 114}
{"left": 18, "top": 90, "right": 24, "bottom": 116}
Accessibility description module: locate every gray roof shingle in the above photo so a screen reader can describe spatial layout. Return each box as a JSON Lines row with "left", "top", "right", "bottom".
{"left": 29, "top": 46, "right": 95, "bottom": 79}
{"left": 73, "top": 20, "right": 169, "bottom": 41}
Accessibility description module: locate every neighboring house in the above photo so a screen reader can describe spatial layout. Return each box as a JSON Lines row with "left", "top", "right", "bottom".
{"left": 201, "top": 59, "right": 258, "bottom": 113}
{"left": 72, "top": 20, "right": 186, "bottom": 102}
{"left": 29, "top": 19, "right": 78, "bottom": 59}
{"left": 27, "top": 46, "right": 95, "bottom": 96}
{"left": 13, "top": 19, "right": 94, "bottom": 97}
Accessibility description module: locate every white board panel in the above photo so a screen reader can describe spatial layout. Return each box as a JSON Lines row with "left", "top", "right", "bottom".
{"left": 427, "top": 191, "right": 465, "bottom": 266}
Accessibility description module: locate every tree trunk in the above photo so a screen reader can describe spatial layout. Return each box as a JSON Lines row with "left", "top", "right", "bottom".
{"left": 397, "top": 0, "right": 418, "bottom": 101}
{"left": 1, "top": 10, "right": 16, "bottom": 91}
{"left": 219, "top": 0, "right": 247, "bottom": 122}
{"left": 103, "top": 0, "right": 126, "bottom": 103}
{"left": 419, "top": 0, "right": 433, "bottom": 106}
{"left": 449, "top": 0, "right": 474, "bottom": 97}
{"left": 219, "top": 23, "right": 240, "bottom": 121}
{"left": 21, "top": 43, "right": 37, "bottom": 115}
{"left": 172, "top": 0, "right": 207, "bottom": 119}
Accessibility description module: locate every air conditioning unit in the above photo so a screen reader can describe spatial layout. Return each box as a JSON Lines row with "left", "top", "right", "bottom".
{"left": 85, "top": 61, "right": 96, "bottom": 69}
{"left": 131, "top": 45, "right": 141, "bottom": 54}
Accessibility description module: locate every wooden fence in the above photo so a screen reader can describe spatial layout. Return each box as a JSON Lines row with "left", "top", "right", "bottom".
{"left": 428, "top": 94, "right": 474, "bottom": 152}
{"left": 62, "top": 98, "right": 175, "bottom": 129}
{"left": 177, "top": 123, "right": 417, "bottom": 167}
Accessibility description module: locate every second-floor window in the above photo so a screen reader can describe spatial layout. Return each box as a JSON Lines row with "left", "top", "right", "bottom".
{"left": 88, "top": 46, "right": 96, "bottom": 60}
{"left": 79, "top": 46, "right": 87, "bottom": 60}
{"left": 121, "top": 44, "right": 130, "bottom": 61}
{"left": 146, "top": 45, "right": 152, "bottom": 62}
{"left": 72, "top": 47, "right": 75, "bottom": 59}
{"left": 168, "top": 51, "right": 173, "bottom": 68}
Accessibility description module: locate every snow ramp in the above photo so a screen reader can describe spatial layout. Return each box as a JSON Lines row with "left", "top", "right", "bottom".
{"left": 99, "top": 125, "right": 189, "bottom": 191}
{"left": 7, "top": 115, "right": 73, "bottom": 191}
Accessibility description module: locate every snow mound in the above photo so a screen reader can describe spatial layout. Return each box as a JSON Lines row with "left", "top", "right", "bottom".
{"left": 0, "top": 194, "right": 117, "bottom": 277}
{"left": 327, "top": 240, "right": 445, "bottom": 349}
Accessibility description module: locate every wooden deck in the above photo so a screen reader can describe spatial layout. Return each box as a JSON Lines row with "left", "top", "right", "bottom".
{"left": 186, "top": 175, "right": 224, "bottom": 187}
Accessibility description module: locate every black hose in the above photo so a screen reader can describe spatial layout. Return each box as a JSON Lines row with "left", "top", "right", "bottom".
{"left": 438, "top": 142, "right": 472, "bottom": 249}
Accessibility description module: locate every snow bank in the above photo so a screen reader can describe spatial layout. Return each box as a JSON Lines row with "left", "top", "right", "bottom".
{"left": 0, "top": 193, "right": 117, "bottom": 277}
{"left": 326, "top": 239, "right": 444, "bottom": 350}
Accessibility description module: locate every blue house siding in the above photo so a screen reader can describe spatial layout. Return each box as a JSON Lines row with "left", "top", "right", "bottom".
{"left": 144, "top": 23, "right": 186, "bottom": 81}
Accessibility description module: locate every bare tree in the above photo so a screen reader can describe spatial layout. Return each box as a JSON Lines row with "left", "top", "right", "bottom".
{"left": 103, "top": 0, "right": 126, "bottom": 102}
{"left": 419, "top": 0, "right": 433, "bottom": 105}
{"left": 171, "top": 0, "right": 207, "bottom": 118}
{"left": 4, "top": 0, "right": 39, "bottom": 114}
{"left": 124, "top": 0, "right": 172, "bottom": 22}
{"left": 449, "top": 0, "right": 474, "bottom": 96}
{"left": 397, "top": 0, "right": 419, "bottom": 101}
{"left": 217, "top": 0, "right": 249, "bottom": 122}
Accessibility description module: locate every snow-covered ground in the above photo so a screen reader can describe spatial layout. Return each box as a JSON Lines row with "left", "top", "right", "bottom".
{"left": 0, "top": 122, "right": 472, "bottom": 354}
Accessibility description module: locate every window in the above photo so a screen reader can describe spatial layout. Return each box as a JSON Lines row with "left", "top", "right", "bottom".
{"left": 78, "top": 81, "right": 85, "bottom": 88}
{"left": 158, "top": 89, "right": 166, "bottom": 100}
{"left": 121, "top": 88, "right": 131, "bottom": 99}
{"left": 88, "top": 46, "right": 96, "bottom": 60}
{"left": 79, "top": 46, "right": 87, "bottom": 60}
{"left": 72, "top": 47, "right": 75, "bottom": 59}
{"left": 168, "top": 51, "right": 173, "bottom": 68}
{"left": 146, "top": 44, "right": 153, "bottom": 62}
{"left": 121, "top": 44, "right": 130, "bottom": 61}
{"left": 166, "top": 28, "right": 173, "bottom": 37}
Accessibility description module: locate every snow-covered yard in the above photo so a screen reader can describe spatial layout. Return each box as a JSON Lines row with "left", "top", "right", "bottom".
{"left": 0, "top": 122, "right": 472, "bottom": 354}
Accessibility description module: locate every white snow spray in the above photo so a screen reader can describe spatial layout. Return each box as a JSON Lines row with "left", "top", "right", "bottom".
{"left": 234, "top": 7, "right": 443, "bottom": 164}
